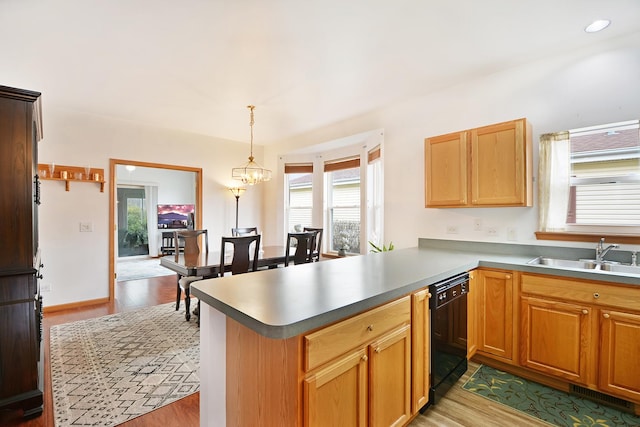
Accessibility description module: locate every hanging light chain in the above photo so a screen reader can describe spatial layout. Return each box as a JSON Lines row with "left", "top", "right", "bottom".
{"left": 248, "top": 105, "right": 255, "bottom": 160}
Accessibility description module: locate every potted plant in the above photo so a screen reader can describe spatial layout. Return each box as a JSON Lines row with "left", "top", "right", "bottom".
{"left": 368, "top": 241, "right": 394, "bottom": 253}
{"left": 338, "top": 231, "right": 350, "bottom": 257}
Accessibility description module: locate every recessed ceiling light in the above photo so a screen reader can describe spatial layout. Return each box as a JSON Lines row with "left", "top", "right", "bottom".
{"left": 585, "top": 19, "right": 611, "bottom": 33}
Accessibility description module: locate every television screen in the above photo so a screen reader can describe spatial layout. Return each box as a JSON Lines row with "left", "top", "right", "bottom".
{"left": 157, "top": 204, "right": 195, "bottom": 229}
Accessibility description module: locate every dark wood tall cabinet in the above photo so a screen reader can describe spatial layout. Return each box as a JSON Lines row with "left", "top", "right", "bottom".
{"left": 0, "top": 85, "right": 44, "bottom": 417}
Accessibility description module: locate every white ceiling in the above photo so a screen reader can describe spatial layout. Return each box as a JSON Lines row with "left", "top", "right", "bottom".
{"left": 2, "top": 0, "right": 639, "bottom": 144}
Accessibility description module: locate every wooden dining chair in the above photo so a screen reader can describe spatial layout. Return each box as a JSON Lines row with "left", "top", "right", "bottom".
{"left": 231, "top": 227, "right": 258, "bottom": 236}
{"left": 174, "top": 229, "right": 208, "bottom": 321}
{"left": 303, "top": 227, "right": 323, "bottom": 262}
{"left": 220, "top": 234, "right": 261, "bottom": 276}
{"left": 285, "top": 232, "right": 316, "bottom": 266}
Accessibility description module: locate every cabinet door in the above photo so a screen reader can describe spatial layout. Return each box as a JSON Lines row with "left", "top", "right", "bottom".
{"left": 470, "top": 118, "right": 531, "bottom": 206}
{"left": 520, "top": 296, "right": 593, "bottom": 385}
{"left": 467, "top": 270, "right": 478, "bottom": 358}
{"left": 303, "top": 347, "right": 368, "bottom": 427}
{"left": 424, "top": 132, "right": 468, "bottom": 207}
{"left": 477, "top": 269, "right": 514, "bottom": 361}
{"left": 411, "top": 289, "right": 430, "bottom": 412}
{"left": 599, "top": 309, "right": 640, "bottom": 402}
{"left": 369, "top": 324, "right": 412, "bottom": 427}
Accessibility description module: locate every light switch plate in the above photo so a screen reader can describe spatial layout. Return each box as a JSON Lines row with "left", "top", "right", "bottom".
{"left": 80, "top": 221, "right": 93, "bottom": 232}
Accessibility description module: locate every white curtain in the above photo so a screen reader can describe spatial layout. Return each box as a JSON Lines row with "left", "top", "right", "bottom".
{"left": 145, "top": 185, "right": 159, "bottom": 256}
{"left": 538, "top": 131, "right": 570, "bottom": 231}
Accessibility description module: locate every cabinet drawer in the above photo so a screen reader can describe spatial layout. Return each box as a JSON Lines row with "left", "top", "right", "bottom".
{"left": 521, "top": 274, "right": 640, "bottom": 312}
{"left": 304, "top": 296, "right": 411, "bottom": 372}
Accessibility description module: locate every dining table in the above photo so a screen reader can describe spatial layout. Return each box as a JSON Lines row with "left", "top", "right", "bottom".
{"left": 159, "top": 245, "right": 288, "bottom": 279}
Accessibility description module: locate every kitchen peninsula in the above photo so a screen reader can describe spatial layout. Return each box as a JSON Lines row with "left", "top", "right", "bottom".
{"left": 191, "top": 238, "right": 640, "bottom": 426}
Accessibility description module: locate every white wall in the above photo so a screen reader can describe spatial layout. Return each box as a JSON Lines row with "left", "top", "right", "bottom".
{"left": 263, "top": 32, "right": 640, "bottom": 251}
{"left": 39, "top": 108, "right": 265, "bottom": 307}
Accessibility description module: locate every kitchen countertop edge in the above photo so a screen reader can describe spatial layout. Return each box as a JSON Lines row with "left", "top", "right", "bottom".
{"left": 192, "top": 239, "right": 640, "bottom": 339}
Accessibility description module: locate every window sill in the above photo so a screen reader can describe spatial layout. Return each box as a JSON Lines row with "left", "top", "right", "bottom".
{"left": 535, "top": 231, "right": 640, "bottom": 244}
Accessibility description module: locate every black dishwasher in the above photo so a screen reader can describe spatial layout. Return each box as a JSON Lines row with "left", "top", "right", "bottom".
{"left": 429, "top": 272, "right": 469, "bottom": 405}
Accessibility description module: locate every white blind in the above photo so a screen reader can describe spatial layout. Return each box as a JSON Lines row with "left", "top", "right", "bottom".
{"left": 290, "top": 187, "right": 312, "bottom": 207}
{"left": 575, "top": 182, "right": 640, "bottom": 225}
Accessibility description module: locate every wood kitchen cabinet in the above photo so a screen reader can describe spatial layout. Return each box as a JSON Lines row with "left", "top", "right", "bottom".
{"left": 467, "top": 270, "right": 478, "bottom": 359}
{"left": 520, "top": 273, "right": 640, "bottom": 404}
{"left": 0, "top": 85, "right": 44, "bottom": 418}
{"left": 304, "top": 347, "right": 369, "bottom": 427}
{"left": 599, "top": 309, "right": 640, "bottom": 403}
{"left": 520, "top": 295, "right": 594, "bottom": 385}
{"left": 411, "top": 289, "right": 431, "bottom": 412}
{"left": 475, "top": 269, "right": 517, "bottom": 363}
{"left": 424, "top": 131, "right": 468, "bottom": 206}
{"left": 304, "top": 296, "right": 412, "bottom": 427}
{"left": 424, "top": 118, "right": 532, "bottom": 208}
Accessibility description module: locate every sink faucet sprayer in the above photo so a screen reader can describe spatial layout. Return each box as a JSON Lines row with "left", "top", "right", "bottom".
{"left": 595, "top": 237, "right": 619, "bottom": 263}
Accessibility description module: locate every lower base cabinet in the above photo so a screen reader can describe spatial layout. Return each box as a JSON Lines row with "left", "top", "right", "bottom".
{"left": 520, "top": 273, "right": 640, "bottom": 406}
{"left": 520, "top": 295, "right": 594, "bottom": 385}
{"left": 598, "top": 309, "right": 640, "bottom": 403}
{"left": 411, "top": 289, "right": 431, "bottom": 412}
{"left": 475, "top": 269, "right": 515, "bottom": 362}
{"left": 304, "top": 347, "right": 369, "bottom": 426}
{"left": 303, "top": 297, "right": 412, "bottom": 427}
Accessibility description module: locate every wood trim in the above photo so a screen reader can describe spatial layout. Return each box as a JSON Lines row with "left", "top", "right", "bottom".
{"left": 108, "top": 159, "right": 203, "bottom": 303}
{"left": 535, "top": 232, "right": 640, "bottom": 244}
{"left": 43, "top": 297, "right": 110, "bottom": 313}
{"left": 285, "top": 163, "right": 313, "bottom": 174}
{"left": 368, "top": 146, "right": 381, "bottom": 163}
{"left": 324, "top": 157, "right": 360, "bottom": 172}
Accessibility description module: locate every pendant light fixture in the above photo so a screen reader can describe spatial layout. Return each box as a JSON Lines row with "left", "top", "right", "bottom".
{"left": 232, "top": 105, "right": 272, "bottom": 185}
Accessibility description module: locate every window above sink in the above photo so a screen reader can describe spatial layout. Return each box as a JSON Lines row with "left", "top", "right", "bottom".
{"left": 536, "top": 119, "right": 640, "bottom": 244}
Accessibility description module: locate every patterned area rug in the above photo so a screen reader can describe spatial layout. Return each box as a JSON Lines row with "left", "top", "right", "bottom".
{"left": 50, "top": 303, "right": 199, "bottom": 426}
{"left": 117, "top": 257, "right": 174, "bottom": 281}
{"left": 462, "top": 365, "right": 640, "bottom": 426}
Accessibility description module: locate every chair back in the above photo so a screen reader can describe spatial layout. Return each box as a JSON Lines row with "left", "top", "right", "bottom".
{"left": 220, "top": 234, "right": 261, "bottom": 276}
{"left": 303, "top": 227, "right": 323, "bottom": 261}
{"left": 285, "top": 232, "right": 316, "bottom": 266}
{"left": 174, "top": 230, "right": 208, "bottom": 266}
{"left": 231, "top": 227, "right": 258, "bottom": 237}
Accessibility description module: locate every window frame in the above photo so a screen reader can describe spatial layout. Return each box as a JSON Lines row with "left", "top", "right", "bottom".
{"left": 536, "top": 119, "right": 640, "bottom": 243}
{"left": 325, "top": 157, "right": 362, "bottom": 255}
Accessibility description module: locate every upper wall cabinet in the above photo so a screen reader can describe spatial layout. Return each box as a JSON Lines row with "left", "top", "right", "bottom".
{"left": 425, "top": 118, "right": 533, "bottom": 208}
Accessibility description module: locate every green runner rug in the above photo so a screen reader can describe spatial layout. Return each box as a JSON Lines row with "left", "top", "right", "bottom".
{"left": 462, "top": 365, "right": 640, "bottom": 427}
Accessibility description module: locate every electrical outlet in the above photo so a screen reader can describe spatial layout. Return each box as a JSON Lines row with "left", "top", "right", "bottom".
{"left": 487, "top": 227, "right": 498, "bottom": 236}
{"left": 507, "top": 227, "right": 517, "bottom": 241}
{"left": 41, "top": 282, "right": 52, "bottom": 292}
{"left": 474, "top": 218, "right": 482, "bottom": 231}
{"left": 446, "top": 225, "right": 459, "bottom": 234}
{"left": 79, "top": 221, "right": 93, "bottom": 232}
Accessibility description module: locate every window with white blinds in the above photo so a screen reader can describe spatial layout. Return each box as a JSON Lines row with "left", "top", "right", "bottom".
{"left": 567, "top": 120, "right": 640, "bottom": 227}
{"left": 285, "top": 164, "right": 313, "bottom": 232}
{"left": 325, "top": 157, "right": 361, "bottom": 253}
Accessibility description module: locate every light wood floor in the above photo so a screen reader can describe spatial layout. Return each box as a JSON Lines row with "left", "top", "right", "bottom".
{"left": 1, "top": 274, "right": 549, "bottom": 427}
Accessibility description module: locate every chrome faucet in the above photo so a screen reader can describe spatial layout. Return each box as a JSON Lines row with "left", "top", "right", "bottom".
{"left": 595, "top": 238, "right": 619, "bottom": 263}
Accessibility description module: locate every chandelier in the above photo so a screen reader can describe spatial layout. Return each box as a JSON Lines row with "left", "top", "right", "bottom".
{"left": 232, "top": 105, "right": 272, "bottom": 185}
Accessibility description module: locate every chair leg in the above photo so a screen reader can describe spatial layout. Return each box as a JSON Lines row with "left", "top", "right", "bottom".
{"left": 196, "top": 300, "right": 200, "bottom": 327}
{"left": 184, "top": 287, "right": 191, "bottom": 321}
{"left": 175, "top": 275, "right": 181, "bottom": 311}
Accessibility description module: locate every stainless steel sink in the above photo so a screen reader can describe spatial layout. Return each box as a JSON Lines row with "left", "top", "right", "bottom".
{"left": 599, "top": 263, "right": 640, "bottom": 275}
{"left": 527, "top": 256, "right": 640, "bottom": 275}
{"left": 527, "top": 257, "right": 599, "bottom": 269}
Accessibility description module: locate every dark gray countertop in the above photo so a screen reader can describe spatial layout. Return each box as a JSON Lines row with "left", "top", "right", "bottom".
{"left": 191, "top": 239, "right": 640, "bottom": 339}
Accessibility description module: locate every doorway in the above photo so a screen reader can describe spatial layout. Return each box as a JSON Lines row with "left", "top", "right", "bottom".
{"left": 117, "top": 187, "right": 149, "bottom": 257}
{"left": 109, "top": 159, "right": 203, "bottom": 302}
